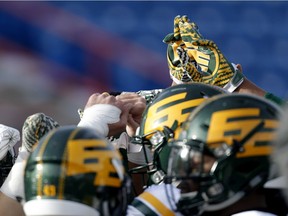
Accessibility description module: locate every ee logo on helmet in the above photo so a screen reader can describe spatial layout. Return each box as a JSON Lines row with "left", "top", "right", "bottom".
{"left": 207, "top": 108, "right": 278, "bottom": 158}
{"left": 67, "top": 140, "right": 124, "bottom": 188}
{"left": 144, "top": 92, "right": 205, "bottom": 136}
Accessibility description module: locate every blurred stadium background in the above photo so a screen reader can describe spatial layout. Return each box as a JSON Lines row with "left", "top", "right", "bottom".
{"left": 0, "top": 1, "right": 288, "bottom": 135}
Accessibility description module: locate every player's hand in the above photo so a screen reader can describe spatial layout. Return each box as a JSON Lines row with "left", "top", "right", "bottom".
{"left": 22, "top": 113, "right": 59, "bottom": 153}
{"left": 95, "top": 93, "right": 134, "bottom": 137}
{"left": 83, "top": 92, "right": 118, "bottom": 109}
{"left": 79, "top": 92, "right": 133, "bottom": 137}
{"left": 0, "top": 124, "right": 20, "bottom": 157}
{"left": 116, "top": 93, "right": 146, "bottom": 136}
{"left": 164, "top": 15, "right": 244, "bottom": 92}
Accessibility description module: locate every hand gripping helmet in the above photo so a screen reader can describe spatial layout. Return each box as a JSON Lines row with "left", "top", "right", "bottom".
{"left": 129, "top": 83, "right": 226, "bottom": 186}
{"left": 23, "top": 126, "right": 130, "bottom": 216}
{"left": 165, "top": 93, "right": 282, "bottom": 215}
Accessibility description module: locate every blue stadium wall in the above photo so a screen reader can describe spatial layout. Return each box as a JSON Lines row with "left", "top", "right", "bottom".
{"left": 0, "top": 1, "right": 287, "bottom": 130}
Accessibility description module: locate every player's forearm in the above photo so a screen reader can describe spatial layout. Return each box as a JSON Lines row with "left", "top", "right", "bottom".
{"left": 234, "top": 77, "right": 266, "bottom": 97}
{"left": 235, "top": 77, "right": 286, "bottom": 106}
{"left": 0, "top": 192, "right": 25, "bottom": 216}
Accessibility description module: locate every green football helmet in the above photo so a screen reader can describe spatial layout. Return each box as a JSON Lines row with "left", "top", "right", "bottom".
{"left": 24, "top": 126, "right": 130, "bottom": 216}
{"left": 129, "top": 83, "right": 226, "bottom": 187}
{"left": 165, "top": 93, "right": 282, "bottom": 215}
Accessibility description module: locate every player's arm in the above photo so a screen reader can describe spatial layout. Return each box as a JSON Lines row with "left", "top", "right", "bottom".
{"left": 233, "top": 64, "right": 286, "bottom": 106}
{"left": 0, "top": 191, "right": 25, "bottom": 216}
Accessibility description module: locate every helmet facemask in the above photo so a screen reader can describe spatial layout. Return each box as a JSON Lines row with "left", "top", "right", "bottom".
{"left": 129, "top": 125, "right": 175, "bottom": 187}
{"left": 165, "top": 140, "right": 216, "bottom": 216}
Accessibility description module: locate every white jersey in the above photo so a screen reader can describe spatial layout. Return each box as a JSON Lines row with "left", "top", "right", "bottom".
{"left": 126, "top": 183, "right": 280, "bottom": 216}
{"left": 126, "top": 184, "right": 182, "bottom": 216}
{"left": 232, "top": 210, "right": 277, "bottom": 216}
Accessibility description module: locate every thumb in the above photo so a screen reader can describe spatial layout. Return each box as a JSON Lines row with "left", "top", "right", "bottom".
{"left": 163, "top": 32, "right": 176, "bottom": 44}
{"left": 126, "top": 114, "right": 139, "bottom": 137}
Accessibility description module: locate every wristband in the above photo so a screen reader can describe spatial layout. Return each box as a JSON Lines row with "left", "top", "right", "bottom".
{"left": 264, "top": 92, "right": 287, "bottom": 106}
{"left": 77, "top": 104, "right": 121, "bottom": 137}
{"left": 223, "top": 64, "right": 245, "bottom": 93}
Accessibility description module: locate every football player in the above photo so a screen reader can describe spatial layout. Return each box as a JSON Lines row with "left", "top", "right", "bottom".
{"left": 165, "top": 93, "right": 285, "bottom": 215}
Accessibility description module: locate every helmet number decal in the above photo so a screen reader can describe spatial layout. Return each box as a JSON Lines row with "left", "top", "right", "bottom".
{"left": 43, "top": 184, "right": 57, "bottom": 197}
